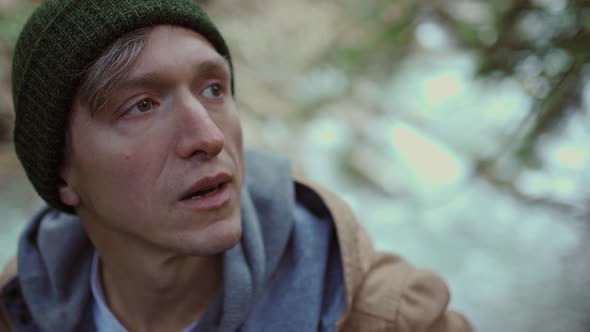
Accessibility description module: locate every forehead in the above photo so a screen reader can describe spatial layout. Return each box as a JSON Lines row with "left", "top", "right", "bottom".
{"left": 73, "top": 24, "right": 233, "bottom": 119}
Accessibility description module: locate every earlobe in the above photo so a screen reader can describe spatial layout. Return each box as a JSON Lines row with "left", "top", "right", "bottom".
{"left": 59, "top": 182, "right": 80, "bottom": 207}
{"left": 59, "top": 159, "right": 80, "bottom": 207}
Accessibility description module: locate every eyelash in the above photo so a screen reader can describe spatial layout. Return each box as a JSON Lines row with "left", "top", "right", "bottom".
{"left": 124, "top": 97, "right": 158, "bottom": 117}
{"left": 120, "top": 82, "right": 226, "bottom": 118}
{"left": 201, "top": 82, "right": 225, "bottom": 99}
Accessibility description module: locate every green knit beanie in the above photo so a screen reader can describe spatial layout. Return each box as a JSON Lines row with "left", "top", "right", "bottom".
{"left": 12, "top": 0, "right": 233, "bottom": 214}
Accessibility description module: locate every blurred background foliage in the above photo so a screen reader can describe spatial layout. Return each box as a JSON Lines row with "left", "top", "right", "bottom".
{"left": 1, "top": 0, "right": 590, "bottom": 331}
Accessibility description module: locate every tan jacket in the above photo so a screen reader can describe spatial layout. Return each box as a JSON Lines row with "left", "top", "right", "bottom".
{"left": 296, "top": 178, "right": 473, "bottom": 332}
{"left": 0, "top": 179, "right": 473, "bottom": 332}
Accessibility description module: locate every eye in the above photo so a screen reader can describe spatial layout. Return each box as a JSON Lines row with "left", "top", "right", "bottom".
{"left": 127, "top": 98, "right": 155, "bottom": 115}
{"left": 202, "top": 83, "right": 223, "bottom": 98}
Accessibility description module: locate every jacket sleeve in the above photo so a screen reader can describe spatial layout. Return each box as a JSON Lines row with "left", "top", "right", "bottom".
{"left": 0, "top": 304, "right": 13, "bottom": 332}
{"left": 345, "top": 251, "right": 474, "bottom": 332}
{"left": 395, "top": 262, "right": 472, "bottom": 331}
{"left": 0, "top": 258, "right": 17, "bottom": 332}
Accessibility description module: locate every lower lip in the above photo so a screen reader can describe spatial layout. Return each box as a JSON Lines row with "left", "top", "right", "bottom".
{"left": 179, "top": 182, "right": 231, "bottom": 210}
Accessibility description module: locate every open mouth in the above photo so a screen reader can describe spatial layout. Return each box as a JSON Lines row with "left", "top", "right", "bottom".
{"left": 182, "top": 182, "right": 227, "bottom": 201}
{"left": 179, "top": 173, "right": 233, "bottom": 205}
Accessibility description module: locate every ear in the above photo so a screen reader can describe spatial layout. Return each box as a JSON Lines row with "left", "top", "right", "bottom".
{"left": 59, "top": 183, "right": 80, "bottom": 207}
{"left": 59, "top": 155, "right": 81, "bottom": 207}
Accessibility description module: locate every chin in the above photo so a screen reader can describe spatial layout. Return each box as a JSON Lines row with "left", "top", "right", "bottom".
{"left": 211, "top": 225, "right": 242, "bottom": 253}
{"left": 190, "top": 216, "right": 243, "bottom": 256}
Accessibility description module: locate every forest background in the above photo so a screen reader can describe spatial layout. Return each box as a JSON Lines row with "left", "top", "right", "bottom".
{"left": 1, "top": 0, "right": 590, "bottom": 331}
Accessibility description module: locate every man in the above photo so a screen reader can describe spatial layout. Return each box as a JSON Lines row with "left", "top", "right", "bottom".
{"left": 0, "top": 1, "right": 473, "bottom": 331}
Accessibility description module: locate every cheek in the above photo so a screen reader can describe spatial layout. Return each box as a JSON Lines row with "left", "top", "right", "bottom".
{"left": 231, "top": 119, "right": 244, "bottom": 154}
{"left": 225, "top": 112, "right": 245, "bottom": 179}
{"left": 69, "top": 133, "right": 163, "bottom": 210}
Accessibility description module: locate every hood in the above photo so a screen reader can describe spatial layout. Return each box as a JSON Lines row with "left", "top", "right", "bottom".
{"left": 14, "top": 149, "right": 344, "bottom": 332}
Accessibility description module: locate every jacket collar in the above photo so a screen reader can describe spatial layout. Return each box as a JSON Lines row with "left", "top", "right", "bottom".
{"left": 293, "top": 176, "right": 371, "bottom": 329}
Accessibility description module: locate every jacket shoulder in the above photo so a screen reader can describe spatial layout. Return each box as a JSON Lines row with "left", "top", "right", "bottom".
{"left": 0, "top": 258, "right": 17, "bottom": 291}
{"left": 293, "top": 177, "right": 473, "bottom": 332}
{"left": 0, "top": 257, "right": 17, "bottom": 332}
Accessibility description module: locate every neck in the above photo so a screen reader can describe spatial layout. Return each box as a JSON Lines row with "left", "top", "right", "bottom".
{"left": 100, "top": 253, "right": 221, "bottom": 332}
{"left": 83, "top": 221, "right": 223, "bottom": 332}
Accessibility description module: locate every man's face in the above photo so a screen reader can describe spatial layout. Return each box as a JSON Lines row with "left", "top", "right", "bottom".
{"left": 60, "top": 26, "right": 244, "bottom": 256}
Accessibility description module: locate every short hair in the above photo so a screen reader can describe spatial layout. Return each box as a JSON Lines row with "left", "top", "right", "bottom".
{"left": 77, "top": 27, "right": 152, "bottom": 117}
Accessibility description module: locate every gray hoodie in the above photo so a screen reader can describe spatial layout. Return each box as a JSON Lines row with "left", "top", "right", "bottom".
{"left": 1, "top": 149, "right": 345, "bottom": 332}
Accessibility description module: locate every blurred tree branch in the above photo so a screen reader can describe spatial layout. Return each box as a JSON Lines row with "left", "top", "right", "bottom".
{"left": 473, "top": 158, "right": 584, "bottom": 215}
{"left": 436, "top": 0, "right": 589, "bottom": 168}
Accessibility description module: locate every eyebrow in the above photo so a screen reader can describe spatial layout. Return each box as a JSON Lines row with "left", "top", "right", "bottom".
{"left": 114, "top": 57, "right": 231, "bottom": 92}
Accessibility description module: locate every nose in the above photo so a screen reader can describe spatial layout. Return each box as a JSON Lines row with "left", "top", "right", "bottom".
{"left": 175, "top": 96, "right": 225, "bottom": 160}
